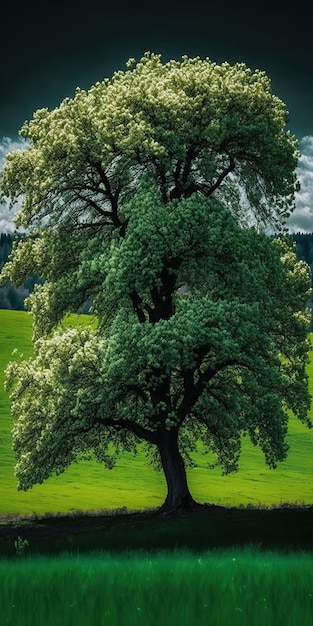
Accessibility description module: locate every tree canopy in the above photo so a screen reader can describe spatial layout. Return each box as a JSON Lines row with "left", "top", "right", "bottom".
{"left": 1, "top": 53, "right": 311, "bottom": 514}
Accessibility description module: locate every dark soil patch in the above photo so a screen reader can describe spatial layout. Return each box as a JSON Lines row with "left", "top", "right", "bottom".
{"left": 1, "top": 504, "right": 312, "bottom": 558}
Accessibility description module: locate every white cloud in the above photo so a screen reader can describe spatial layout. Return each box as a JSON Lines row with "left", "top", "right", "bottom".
{"left": 286, "top": 136, "right": 313, "bottom": 233}
{"left": 0, "top": 136, "right": 28, "bottom": 232}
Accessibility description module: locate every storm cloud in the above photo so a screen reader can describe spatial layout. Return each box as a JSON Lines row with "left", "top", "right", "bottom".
{"left": 287, "top": 136, "right": 313, "bottom": 233}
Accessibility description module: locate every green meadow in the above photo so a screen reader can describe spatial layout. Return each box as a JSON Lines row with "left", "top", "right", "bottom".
{"left": 0, "top": 309, "right": 313, "bottom": 516}
{"left": 1, "top": 548, "right": 313, "bottom": 626}
{"left": 1, "top": 311, "right": 313, "bottom": 626}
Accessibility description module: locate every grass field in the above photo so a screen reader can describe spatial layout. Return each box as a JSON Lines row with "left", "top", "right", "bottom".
{"left": 1, "top": 311, "right": 313, "bottom": 626}
{"left": 1, "top": 548, "right": 313, "bottom": 626}
{"left": 1, "top": 309, "right": 313, "bottom": 515}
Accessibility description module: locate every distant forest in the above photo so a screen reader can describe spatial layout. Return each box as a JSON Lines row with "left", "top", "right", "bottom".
{"left": 0, "top": 232, "right": 313, "bottom": 320}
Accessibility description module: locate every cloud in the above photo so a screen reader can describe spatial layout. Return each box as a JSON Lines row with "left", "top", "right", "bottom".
{"left": 286, "top": 136, "right": 313, "bottom": 233}
{"left": 0, "top": 136, "right": 28, "bottom": 232}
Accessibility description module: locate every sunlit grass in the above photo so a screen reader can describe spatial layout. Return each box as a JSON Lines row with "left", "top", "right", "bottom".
{"left": 1, "top": 310, "right": 313, "bottom": 515}
{"left": 1, "top": 548, "right": 313, "bottom": 626}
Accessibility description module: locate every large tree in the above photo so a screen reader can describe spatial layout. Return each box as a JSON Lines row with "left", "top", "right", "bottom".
{"left": 1, "top": 53, "right": 312, "bottom": 514}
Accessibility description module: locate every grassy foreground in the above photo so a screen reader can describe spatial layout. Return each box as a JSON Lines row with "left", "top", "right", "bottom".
{"left": 1, "top": 548, "right": 313, "bottom": 626}
{"left": 0, "top": 310, "right": 313, "bottom": 515}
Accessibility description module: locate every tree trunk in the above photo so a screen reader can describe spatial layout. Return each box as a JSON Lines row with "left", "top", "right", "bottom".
{"left": 157, "top": 427, "right": 198, "bottom": 516}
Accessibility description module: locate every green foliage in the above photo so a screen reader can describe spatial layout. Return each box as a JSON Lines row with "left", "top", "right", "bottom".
{"left": 0, "top": 53, "right": 299, "bottom": 231}
{"left": 0, "top": 233, "right": 41, "bottom": 310}
{"left": 0, "top": 53, "right": 311, "bottom": 507}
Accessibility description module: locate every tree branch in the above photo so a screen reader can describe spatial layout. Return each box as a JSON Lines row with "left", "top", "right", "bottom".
{"left": 130, "top": 290, "right": 146, "bottom": 323}
{"left": 91, "top": 161, "right": 122, "bottom": 228}
{"left": 98, "top": 416, "right": 158, "bottom": 445}
{"left": 152, "top": 157, "right": 169, "bottom": 204}
{"left": 182, "top": 146, "right": 196, "bottom": 183}
{"left": 201, "top": 154, "right": 235, "bottom": 196}
{"left": 73, "top": 190, "right": 116, "bottom": 221}
{"left": 177, "top": 356, "right": 245, "bottom": 423}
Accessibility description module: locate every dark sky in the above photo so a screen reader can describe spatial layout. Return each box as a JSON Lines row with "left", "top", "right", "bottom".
{"left": 1, "top": 0, "right": 313, "bottom": 141}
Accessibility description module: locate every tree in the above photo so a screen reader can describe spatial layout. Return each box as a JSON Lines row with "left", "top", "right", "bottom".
{"left": 1, "top": 53, "right": 312, "bottom": 515}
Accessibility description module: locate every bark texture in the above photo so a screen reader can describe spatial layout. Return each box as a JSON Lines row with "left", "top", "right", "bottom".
{"left": 157, "top": 428, "right": 198, "bottom": 516}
